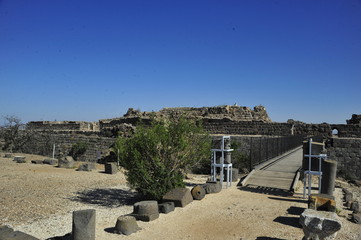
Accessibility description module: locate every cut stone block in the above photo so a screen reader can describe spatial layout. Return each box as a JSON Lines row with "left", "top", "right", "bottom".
{"left": 105, "top": 163, "right": 118, "bottom": 174}
{"left": 0, "top": 225, "right": 39, "bottom": 240}
{"left": 77, "top": 163, "right": 96, "bottom": 171}
{"left": 58, "top": 156, "right": 75, "bottom": 168}
{"left": 162, "top": 187, "right": 193, "bottom": 208}
{"left": 351, "top": 201, "right": 360, "bottom": 213}
{"left": 4, "top": 153, "right": 12, "bottom": 158}
{"left": 191, "top": 185, "right": 206, "bottom": 200}
{"left": 308, "top": 193, "right": 336, "bottom": 212}
{"left": 72, "top": 209, "right": 96, "bottom": 240}
{"left": 232, "top": 168, "right": 239, "bottom": 182}
{"left": 43, "top": 158, "right": 58, "bottom": 165}
{"left": 129, "top": 200, "right": 159, "bottom": 222}
{"left": 353, "top": 213, "right": 361, "bottom": 224}
{"left": 114, "top": 215, "right": 140, "bottom": 235}
{"left": 14, "top": 156, "right": 26, "bottom": 163}
{"left": 299, "top": 208, "right": 342, "bottom": 240}
{"left": 158, "top": 202, "right": 175, "bottom": 214}
{"left": 203, "top": 181, "right": 222, "bottom": 194}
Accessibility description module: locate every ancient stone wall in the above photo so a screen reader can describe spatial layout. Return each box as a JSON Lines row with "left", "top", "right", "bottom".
{"left": 326, "top": 137, "right": 361, "bottom": 180}
{"left": 27, "top": 121, "right": 99, "bottom": 131}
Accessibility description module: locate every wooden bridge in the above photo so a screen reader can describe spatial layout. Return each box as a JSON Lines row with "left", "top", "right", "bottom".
{"left": 240, "top": 147, "right": 303, "bottom": 194}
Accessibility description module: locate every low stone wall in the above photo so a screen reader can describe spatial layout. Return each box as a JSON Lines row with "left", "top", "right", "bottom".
{"left": 326, "top": 137, "right": 361, "bottom": 180}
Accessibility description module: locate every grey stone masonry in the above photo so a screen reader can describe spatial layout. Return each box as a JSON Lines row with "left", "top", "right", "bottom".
{"left": 72, "top": 209, "right": 96, "bottom": 240}
{"left": 203, "top": 181, "right": 222, "bottom": 194}
{"left": 58, "top": 156, "right": 75, "bottom": 168}
{"left": 43, "top": 158, "right": 58, "bottom": 165}
{"left": 13, "top": 156, "right": 26, "bottom": 163}
{"left": 130, "top": 201, "right": 159, "bottom": 222}
{"left": 0, "top": 225, "right": 39, "bottom": 240}
{"left": 162, "top": 188, "right": 193, "bottom": 208}
{"left": 158, "top": 202, "right": 175, "bottom": 214}
{"left": 299, "top": 209, "right": 342, "bottom": 240}
{"left": 114, "top": 215, "right": 140, "bottom": 235}
{"left": 105, "top": 163, "right": 118, "bottom": 174}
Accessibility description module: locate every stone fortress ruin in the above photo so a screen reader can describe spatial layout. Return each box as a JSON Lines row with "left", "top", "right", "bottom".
{"left": 23, "top": 105, "right": 361, "bottom": 180}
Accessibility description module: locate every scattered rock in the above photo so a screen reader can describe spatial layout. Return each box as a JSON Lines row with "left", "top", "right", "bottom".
{"left": 203, "top": 181, "right": 222, "bottom": 194}
{"left": 43, "top": 158, "right": 58, "bottom": 165}
{"left": 308, "top": 193, "right": 336, "bottom": 212}
{"left": 158, "top": 202, "right": 175, "bottom": 214}
{"left": 58, "top": 156, "right": 75, "bottom": 168}
{"left": 191, "top": 185, "right": 206, "bottom": 200}
{"left": 163, "top": 188, "right": 193, "bottom": 208}
{"left": 299, "top": 208, "right": 342, "bottom": 240}
{"left": 114, "top": 215, "right": 140, "bottom": 235}
{"left": 130, "top": 201, "right": 159, "bottom": 222}
{"left": 77, "top": 163, "right": 96, "bottom": 172}
{"left": 13, "top": 156, "right": 26, "bottom": 163}
{"left": 105, "top": 163, "right": 118, "bottom": 174}
{"left": 72, "top": 209, "right": 96, "bottom": 240}
{"left": 4, "top": 153, "right": 12, "bottom": 158}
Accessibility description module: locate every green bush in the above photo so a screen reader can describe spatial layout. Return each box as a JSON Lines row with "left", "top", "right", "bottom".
{"left": 70, "top": 141, "right": 88, "bottom": 160}
{"left": 114, "top": 118, "right": 211, "bottom": 200}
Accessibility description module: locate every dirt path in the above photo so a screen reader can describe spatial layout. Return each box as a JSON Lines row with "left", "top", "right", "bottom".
{"left": 1, "top": 153, "right": 361, "bottom": 240}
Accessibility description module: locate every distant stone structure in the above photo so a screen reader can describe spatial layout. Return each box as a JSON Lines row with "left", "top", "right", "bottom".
{"left": 347, "top": 114, "right": 361, "bottom": 125}
{"left": 27, "top": 121, "right": 99, "bottom": 131}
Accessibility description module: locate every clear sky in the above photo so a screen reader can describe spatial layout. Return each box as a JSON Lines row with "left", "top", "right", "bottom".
{"left": 1, "top": 0, "right": 360, "bottom": 124}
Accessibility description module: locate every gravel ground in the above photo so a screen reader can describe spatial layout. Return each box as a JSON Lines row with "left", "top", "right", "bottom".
{"left": 1, "top": 153, "right": 361, "bottom": 240}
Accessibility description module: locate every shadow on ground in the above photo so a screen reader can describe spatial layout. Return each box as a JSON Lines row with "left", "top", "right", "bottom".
{"left": 256, "top": 237, "right": 287, "bottom": 240}
{"left": 239, "top": 185, "right": 292, "bottom": 197}
{"left": 268, "top": 196, "right": 307, "bottom": 204}
{"left": 69, "top": 188, "right": 142, "bottom": 208}
{"left": 273, "top": 216, "right": 302, "bottom": 228}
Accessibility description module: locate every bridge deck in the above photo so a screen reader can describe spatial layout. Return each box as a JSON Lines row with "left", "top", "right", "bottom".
{"left": 243, "top": 147, "right": 303, "bottom": 192}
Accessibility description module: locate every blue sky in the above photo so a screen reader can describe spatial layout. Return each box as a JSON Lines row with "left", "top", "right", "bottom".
{"left": 1, "top": 0, "right": 360, "bottom": 124}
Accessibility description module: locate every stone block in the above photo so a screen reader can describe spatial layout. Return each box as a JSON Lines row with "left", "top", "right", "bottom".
{"left": 129, "top": 201, "right": 159, "bottom": 221}
{"left": 77, "top": 163, "right": 96, "bottom": 171}
{"left": 105, "top": 163, "right": 118, "bottom": 174}
{"left": 351, "top": 201, "right": 360, "bottom": 213}
{"left": 58, "top": 156, "right": 75, "bottom": 168}
{"left": 353, "top": 213, "right": 361, "bottom": 224}
{"left": 0, "top": 225, "right": 39, "bottom": 240}
{"left": 72, "top": 209, "right": 96, "bottom": 240}
{"left": 43, "top": 158, "right": 58, "bottom": 165}
{"left": 191, "top": 185, "right": 206, "bottom": 200}
{"left": 4, "top": 153, "right": 12, "bottom": 158}
{"left": 299, "top": 208, "right": 342, "bottom": 240}
{"left": 162, "top": 188, "right": 193, "bottom": 208}
{"left": 13, "top": 156, "right": 26, "bottom": 163}
{"left": 31, "top": 160, "right": 44, "bottom": 164}
{"left": 202, "top": 181, "right": 222, "bottom": 194}
{"left": 308, "top": 194, "right": 336, "bottom": 212}
{"left": 232, "top": 168, "right": 239, "bottom": 182}
{"left": 114, "top": 215, "right": 140, "bottom": 235}
{"left": 158, "top": 202, "right": 175, "bottom": 214}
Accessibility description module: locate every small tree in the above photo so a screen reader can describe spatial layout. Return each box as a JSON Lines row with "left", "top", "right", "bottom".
{"left": 70, "top": 141, "right": 88, "bottom": 160}
{"left": 114, "top": 117, "right": 211, "bottom": 200}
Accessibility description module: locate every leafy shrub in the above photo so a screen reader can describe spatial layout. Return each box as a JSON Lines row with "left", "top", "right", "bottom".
{"left": 114, "top": 117, "right": 211, "bottom": 200}
{"left": 70, "top": 141, "right": 88, "bottom": 160}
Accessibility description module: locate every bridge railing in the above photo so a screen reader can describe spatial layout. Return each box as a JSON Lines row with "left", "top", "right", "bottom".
{"left": 248, "top": 135, "right": 304, "bottom": 169}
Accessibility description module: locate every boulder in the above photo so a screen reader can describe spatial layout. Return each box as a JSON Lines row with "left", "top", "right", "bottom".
{"left": 158, "top": 202, "right": 175, "bottom": 214}
{"left": 43, "top": 158, "right": 58, "bottom": 165}
{"left": 114, "top": 215, "right": 140, "bottom": 235}
{"left": 308, "top": 193, "right": 336, "bottom": 212}
{"left": 105, "top": 163, "right": 118, "bottom": 174}
{"left": 191, "top": 185, "right": 206, "bottom": 200}
{"left": 351, "top": 201, "right": 360, "bottom": 213}
{"left": 77, "top": 163, "right": 96, "bottom": 172}
{"left": 203, "top": 181, "right": 222, "bottom": 194}
{"left": 13, "top": 156, "right": 26, "bottom": 163}
{"left": 129, "top": 201, "right": 159, "bottom": 221}
{"left": 58, "top": 156, "right": 75, "bottom": 168}
{"left": 299, "top": 209, "right": 342, "bottom": 240}
{"left": 72, "top": 209, "right": 96, "bottom": 240}
{"left": 4, "top": 153, "right": 12, "bottom": 158}
{"left": 163, "top": 188, "right": 193, "bottom": 208}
